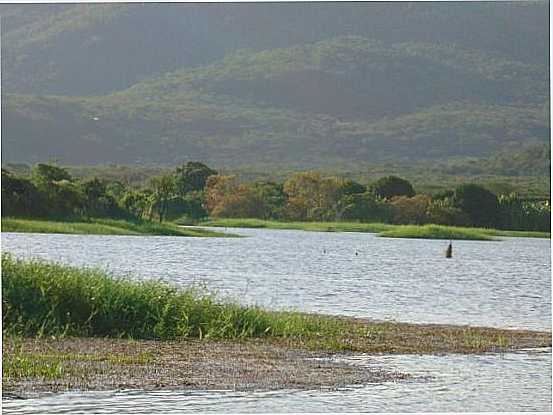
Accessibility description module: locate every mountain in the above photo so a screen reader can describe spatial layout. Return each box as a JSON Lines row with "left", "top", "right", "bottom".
{"left": 0, "top": 2, "right": 550, "bottom": 170}
{"left": 1, "top": 2, "right": 548, "bottom": 96}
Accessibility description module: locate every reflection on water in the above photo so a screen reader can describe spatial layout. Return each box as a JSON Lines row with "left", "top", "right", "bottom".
{"left": 2, "top": 228, "right": 551, "bottom": 330}
{"left": 3, "top": 350, "right": 551, "bottom": 413}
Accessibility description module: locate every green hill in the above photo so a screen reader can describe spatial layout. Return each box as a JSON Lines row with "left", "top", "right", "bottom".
{"left": 1, "top": 2, "right": 548, "bottom": 96}
{"left": 1, "top": 3, "right": 549, "bottom": 171}
{"left": 2, "top": 35, "right": 549, "bottom": 168}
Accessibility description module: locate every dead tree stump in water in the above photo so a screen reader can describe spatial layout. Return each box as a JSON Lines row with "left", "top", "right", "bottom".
{"left": 445, "top": 242, "right": 453, "bottom": 258}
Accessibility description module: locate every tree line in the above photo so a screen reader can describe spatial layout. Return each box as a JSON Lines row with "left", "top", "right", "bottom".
{"left": 2, "top": 162, "right": 550, "bottom": 232}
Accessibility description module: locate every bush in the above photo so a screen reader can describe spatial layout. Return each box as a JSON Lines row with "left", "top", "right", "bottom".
{"left": 370, "top": 176, "right": 415, "bottom": 199}
{"left": 453, "top": 184, "right": 499, "bottom": 227}
{"left": 389, "top": 195, "right": 431, "bottom": 225}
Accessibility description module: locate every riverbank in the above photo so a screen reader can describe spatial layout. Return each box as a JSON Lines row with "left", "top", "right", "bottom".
{"left": 1, "top": 218, "right": 230, "bottom": 237}
{"left": 3, "top": 255, "right": 551, "bottom": 396}
{"left": 4, "top": 320, "right": 551, "bottom": 397}
{"left": 2, "top": 336, "right": 410, "bottom": 397}
{"left": 199, "top": 218, "right": 550, "bottom": 240}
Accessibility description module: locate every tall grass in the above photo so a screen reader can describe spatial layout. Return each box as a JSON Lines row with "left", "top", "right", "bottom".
{"left": 1, "top": 254, "right": 340, "bottom": 341}
{"left": 1, "top": 218, "right": 229, "bottom": 237}
{"left": 3, "top": 255, "right": 550, "bottom": 354}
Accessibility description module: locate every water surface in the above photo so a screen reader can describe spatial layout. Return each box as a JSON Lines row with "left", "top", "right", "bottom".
{"left": 2, "top": 228, "right": 551, "bottom": 412}
{"left": 3, "top": 349, "right": 551, "bottom": 413}
{"left": 2, "top": 228, "right": 550, "bottom": 330}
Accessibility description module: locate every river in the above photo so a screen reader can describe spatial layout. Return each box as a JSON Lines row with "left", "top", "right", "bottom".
{"left": 2, "top": 228, "right": 551, "bottom": 412}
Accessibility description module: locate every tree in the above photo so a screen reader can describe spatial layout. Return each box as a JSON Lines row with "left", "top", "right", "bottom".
{"left": 204, "top": 175, "right": 238, "bottom": 214}
{"left": 121, "top": 190, "right": 151, "bottom": 219}
{"left": 426, "top": 199, "right": 470, "bottom": 226}
{"left": 498, "top": 193, "right": 551, "bottom": 231}
{"left": 204, "top": 175, "right": 267, "bottom": 219}
{"left": 149, "top": 174, "right": 176, "bottom": 223}
{"left": 339, "top": 179, "right": 366, "bottom": 196}
{"left": 250, "top": 181, "right": 287, "bottom": 219}
{"left": 29, "top": 163, "right": 82, "bottom": 217}
{"left": 370, "top": 176, "right": 415, "bottom": 199}
{"left": 1, "top": 169, "right": 44, "bottom": 217}
{"left": 174, "top": 162, "right": 217, "bottom": 196}
{"left": 31, "top": 163, "right": 71, "bottom": 185}
{"left": 453, "top": 184, "right": 499, "bottom": 227}
{"left": 389, "top": 195, "right": 431, "bottom": 225}
{"left": 283, "top": 172, "right": 343, "bottom": 221}
{"left": 80, "top": 177, "right": 124, "bottom": 218}
{"left": 339, "top": 192, "right": 391, "bottom": 222}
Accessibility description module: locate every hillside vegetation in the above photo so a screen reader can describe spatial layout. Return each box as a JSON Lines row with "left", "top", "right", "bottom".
{"left": 1, "top": 2, "right": 549, "bottom": 171}
{"left": 1, "top": 2, "right": 547, "bottom": 95}
{"left": 2, "top": 35, "right": 549, "bottom": 168}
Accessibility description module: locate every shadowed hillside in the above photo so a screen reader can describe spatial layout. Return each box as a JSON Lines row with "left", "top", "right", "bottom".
{"left": 0, "top": 2, "right": 549, "bottom": 170}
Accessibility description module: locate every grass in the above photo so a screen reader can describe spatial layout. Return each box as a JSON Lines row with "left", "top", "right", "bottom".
{"left": 2, "top": 254, "right": 550, "bottom": 356}
{"left": 200, "top": 218, "right": 395, "bottom": 233}
{"left": 378, "top": 224, "right": 496, "bottom": 241}
{"left": 3, "top": 336, "right": 154, "bottom": 383}
{"left": 200, "top": 218, "right": 550, "bottom": 240}
{"left": 1, "top": 217, "right": 231, "bottom": 237}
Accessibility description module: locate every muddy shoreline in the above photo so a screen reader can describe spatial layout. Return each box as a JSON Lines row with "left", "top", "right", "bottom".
{"left": 2, "top": 337, "right": 410, "bottom": 398}
{"left": 3, "top": 320, "right": 550, "bottom": 399}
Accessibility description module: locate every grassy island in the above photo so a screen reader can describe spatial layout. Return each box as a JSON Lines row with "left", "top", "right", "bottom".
{"left": 1, "top": 218, "right": 230, "bottom": 237}
{"left": 200, "top": 218, "right": 550, "bottom": 240}
{"left": 2, "top": 255, "right": 550, "bottom": 396}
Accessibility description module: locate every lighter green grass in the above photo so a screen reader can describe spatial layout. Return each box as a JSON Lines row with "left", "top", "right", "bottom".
{"left": 3, "top": 339, "right": 153, "bottom": 382}
{"left": 200, "top": 218, "right": 395, "bottom": 233}
{"left": 201, "top": 218, "right": 550, "bottom": 240}
{"left": 3, "top": 254, "right": 550, "bottom": 357}
{"left": 379, "top": 224, "right": 550, "bottom": 240}
{"left": 378, "top": 224, "right": 496, "bottom": 240}
{"left": 1, "top": 218, "right": 230, "bottom": 237}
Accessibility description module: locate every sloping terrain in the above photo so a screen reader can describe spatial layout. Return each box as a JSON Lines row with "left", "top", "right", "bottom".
{"left": 0, "top": 2, "right": 549, "bottom": 170}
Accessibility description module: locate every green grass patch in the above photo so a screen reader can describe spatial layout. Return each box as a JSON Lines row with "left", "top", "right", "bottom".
{"left": 1, "top": 254, "right": 341, "bottom": 341}
{"left": 200, "top": 218, "right": 395, "bottom": 233}
{"left": 2, "top": 338, "right": 154, "bottom": 382}
{"left": 3, "top": 254, "right": 550, "bottom": 356}
{"left": 480, "top": 229, "right": 551, "bottom": 238}
{"left": 1, "top": 217, "right": 231, "bottom": 237}
{"left": 201, "top": 218, "right": 550, "bottom": 240}
{"left": 378, "top": 224, "right": 496, "bottom": 241}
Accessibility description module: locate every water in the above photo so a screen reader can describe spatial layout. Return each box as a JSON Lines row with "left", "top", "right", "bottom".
{"left": 2, "top": 228, "right": 551, "bottom": 330}
{"left": 3, "top": 351, "right": 551, "bottom": 413}
{"left": 2, "top": 228, "right": 551, "bottom": 412}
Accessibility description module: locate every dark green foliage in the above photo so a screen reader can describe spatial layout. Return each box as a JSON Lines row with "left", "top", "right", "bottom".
{"left": 147, "top": 174, "right": 176, "bottom": 223}
{"left": 453, "top": 184, "right": 500, "bottom": 228}
{"left": 80, "top": 177, "right": 125, "bottom": 218}
{"left": 339, "top": 192, "right": 391, "bottom": 223}
{"left": 498, "top": 193, "right": 551, "bottom": 232}
{"left": 250, "top": 182, "right": 287, "bottom": 220}
{"left": 1, "top": 169, "right": 44, "bottom": 217}
{"left": 174, "top": 162, "right": 217, "bottom": 196}
{"left": 370, "top": 176, "right": 416, "bottom": 199}
{"left": 2, "top": 161, "right": 549, "bottom": 233}
{"left": 2, "top": 2, "right": 547, "bottom": 96}
{"left": 164, "top": 193, "right": 208, "bottom": 222}
{"left": 339, "top": 179, "right": 366, "bottom": 196}
{"left": 426, "top": 199, "right": 470, "bottom": 227}
{"left": 2, "top": 15, "right": 549, "bottom": 168}
{"left": 31, "top": 163, "right": 72, "bottom": 184}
